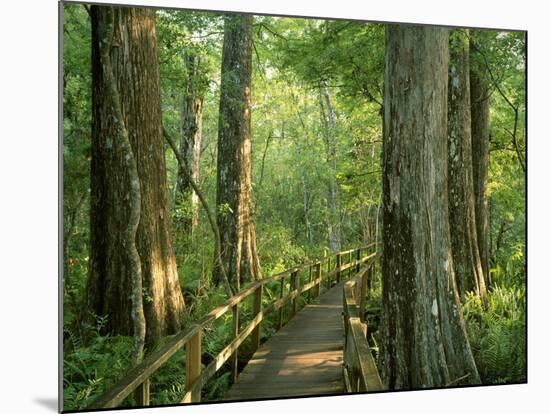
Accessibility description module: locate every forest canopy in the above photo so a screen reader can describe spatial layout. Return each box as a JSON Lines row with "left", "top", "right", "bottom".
{"left": 62, "top": 3, "right": 525, "bottom": 410}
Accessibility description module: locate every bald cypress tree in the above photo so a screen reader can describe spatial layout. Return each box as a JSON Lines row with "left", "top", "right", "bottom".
{"left": 175, "top": 52, "right": 205, "bottom": 235}
{"left": 380, "top": 24, "right": 480, "bottom": 389}
{"left": 214, "top": 14, "right": 261, "bottom": 289}
{"left": 87, "top": 6, "right": 185, "bottom": 347}
{"left": 447, "top": 30, "right": 488, "bottom": 307}
{"left": 470, "top": 31, "right": 491, "bottom": 283}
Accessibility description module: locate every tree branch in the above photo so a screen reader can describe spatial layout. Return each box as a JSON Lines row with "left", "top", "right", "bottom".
{"left": 82, "top": 4, "right": 91, "bottom": 19}
{"left": 445, "top": 373, "right": 471, "bottom": 387}
{"left": 163, "top": 127, "right": 235, "bottom": 297}
{"left": 510, "top": 108, "right": 525, "bottom": 172}
{"left": 252, "top": 38, "right": 267, "bottom": 81}
{"left": 468, "top": 32, "right": 517, "bottom": 112}
{"left": 257, "top": 132, "right": 272, "bottom": 190}
{"left": 468, "top": 32, "right": 525, "bottom": 172}
{"left": 258, "top": 22, "right": 288, "bottom": 41}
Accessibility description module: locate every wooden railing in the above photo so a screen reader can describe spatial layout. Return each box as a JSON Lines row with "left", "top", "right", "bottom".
{"left": 87, "top": 244, "right": 377, "bottom": 409}
{"left": 343, "top": 256, "right": 384, "bottom": 393}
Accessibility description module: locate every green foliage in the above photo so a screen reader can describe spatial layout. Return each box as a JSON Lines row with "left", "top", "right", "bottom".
{"left": 463, "top": 286, "right": 526, "bottom": 384}
{"left": 63, "top": 0, "right": 92, "bottom": 342}
{"left": 257, "top": 223, "right": 311, "bottom": 273}
{"left": 63, "top": 328, "right": 133, "bottom": 410}
{"left": 148, "top": 348, "right": 186, "bottom": 405}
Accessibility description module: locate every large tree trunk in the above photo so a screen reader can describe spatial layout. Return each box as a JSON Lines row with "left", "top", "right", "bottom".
{"left": 319, "top": 83, "right": 341, "bottom": 253}
{"left": 87, "top": 6, "right": 185, "bottom": 348}
{"left": 470, "top": 32, "right": 491, "bottom": 283}
{"left": 214, "top": 15, "right": 261, "bottom": 289}
{"left": 175, "top": 52, "right": 203, "bottom": 235}
{"left": 380, "top": 24, "right": 480, "bottom": 389}
{"left": 447, "top": 30, "right": 488, "bottom": 307}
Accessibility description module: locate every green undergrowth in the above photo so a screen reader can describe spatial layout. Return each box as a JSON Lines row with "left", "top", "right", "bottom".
{"left": 363, "top": 272, "right": 526, "bottom": 388}
{"left": 462, "top": 284, "right": 526, "bottom": 384}
{"left": 63, "top": 320, "right": 133, "bottom": 410}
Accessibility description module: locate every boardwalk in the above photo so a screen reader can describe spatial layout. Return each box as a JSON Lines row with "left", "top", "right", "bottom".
{"left": 224, "top": 283, "right": 345, "bottom": 401}
{"left": 85, "top": 247, "right": 380, "bottom": 410}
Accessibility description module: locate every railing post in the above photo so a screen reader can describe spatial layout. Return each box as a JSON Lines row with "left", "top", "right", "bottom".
{"left": 367, "top": 260, "right": 373, "bottom": 293}
{"left": 336, "top": 253, "right": 342, "bottom": 284}
{"left": 278, "top": 277, "right": 285, "bottom": 329}
{"left": 316, "top": 262, "right": 322, "bottom": 298}
{"left": 359, "top": 266, "right": 368, "bottom": 323}
{"left": 231, "top": 304, "right": 240, "bottom": 383}
{"left": 348, "top": 251, "right": 353, "bottom": 279}
{"left": 356, "top": 248, "right": 361, "bottom": 274}
{"left": 135, "top": 378, "right": 150, "bottom": 406}
{"left": 290, "top": 270, "right": 299, "bottom": 317}
{"left": 327, "top": 256, "right": 332, "bottom": 288}
{"left": 185, "top": 330, "right": 202, "bottom": 402}
{"left": 251, "top": 285, "right": 262, "bottom": 353}
{"left": 307, "top": 265, "right": 313, "bottom": 303}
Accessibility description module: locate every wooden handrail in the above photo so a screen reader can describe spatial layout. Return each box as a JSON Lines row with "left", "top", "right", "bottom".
{"left": 87, "top": 245, "right": 377, "bottom": 409}
{"left": 342, "top": 259, "right": 384, "bottom": 393}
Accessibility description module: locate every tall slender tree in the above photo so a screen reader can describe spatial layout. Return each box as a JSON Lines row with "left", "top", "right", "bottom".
{"left": 319, "top": 82, "right": 341, "bottom": 253}
{"left": 175, "top": 52, "right": 204, "bottom": 235}
{"left": 447, "top": 30, "right": 488, "bottom": 307}
{"left": 214, "top": 14, "right": 261, "bottom": 289}
{"left": 380, "top": 24, "right": 480, "bottom": 389}
{"left": 87, "top": 6, "right": 185, "bottom": 348}
{"left": 470, "top": 31, "right": 491, "bottom": 283}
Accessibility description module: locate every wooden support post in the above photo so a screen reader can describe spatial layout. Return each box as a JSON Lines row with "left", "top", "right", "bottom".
{"left": 348, "top": 251, "right": 353, "bottom": 279}
{"left": 278, "top": 277, "right": 285, "bottom": 329}
{"left": 367, "top": 261, "right": 373, "bottom": 293}
{"left": 355, "top": 276, "right": 361, "bottom": 306}
{"left": 327, "top": 256, "right": 332, "bottom": 289}
{"left": 231, "top": 305, "right": 239, "bottom": 383}
{"left": 135, "top": 378, "right": 150, "bottom": 406}
{"left": 251, "top": 285, "right": 262, "bottom": 353}
{"left": 356, "top": 248, "right": 361, "bottom": 274}
{"left": 316, "top": 262, "right": 322, "bottom": 298}
{"left": 290, "top": 270, "right": 299, "bottom": 317}
{"left": 307, "top": 265, "right": 313, "bottom": 302}
{"left": 336, "top": 253, "right": 342, "bottom": 284}
{"left": 185, "top": 330, "right": 202, "bottom": 402}
{"left": 359, "top": 266, "right": 368, "bottom": 322}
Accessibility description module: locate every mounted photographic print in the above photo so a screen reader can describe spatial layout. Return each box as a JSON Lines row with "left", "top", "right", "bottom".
{"left": 61, "top": 0, "right": 526, "bottom": 411}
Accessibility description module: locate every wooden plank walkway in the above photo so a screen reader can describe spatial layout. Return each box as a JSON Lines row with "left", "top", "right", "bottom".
{"left": 224, "top": 283, "right": 344, "bottom": 401}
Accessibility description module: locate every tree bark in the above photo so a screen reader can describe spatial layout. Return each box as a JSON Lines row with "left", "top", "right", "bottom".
{"left": 470, "top": 31, "right": 491, "bottom": 284}
{"left": 175, "top": 52, "right": 204, "bottom": 235}
{"left": 447, "top": 30, "right": 488, "bottom": 307}
{"left": 87, "top": 6, "right": 185, "bottom": 348}
{"left": 319, "top": 83, "right": 341, "bottom": 253}
{"left": 214, "top": 15, "right": 261, "bottom": 289}
{"left": 380, "top": 24, "right": 480, "bottom": 390}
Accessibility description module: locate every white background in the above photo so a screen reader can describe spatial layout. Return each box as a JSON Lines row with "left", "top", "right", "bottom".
{"left": 0, "top": 0, "right": 546, "bottom": 412}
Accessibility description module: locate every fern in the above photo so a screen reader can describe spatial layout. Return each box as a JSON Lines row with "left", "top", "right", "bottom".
{"left": 463, "top": 283, "right": 526, "bottom": 385}
{"left": 63, "top": 333, "right": 133, "bottom": 410}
